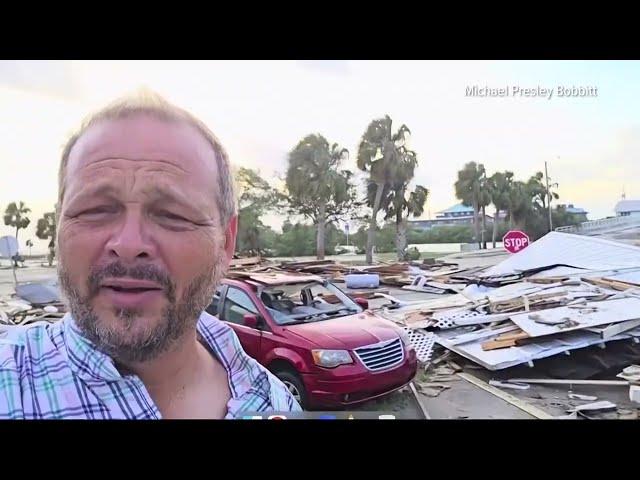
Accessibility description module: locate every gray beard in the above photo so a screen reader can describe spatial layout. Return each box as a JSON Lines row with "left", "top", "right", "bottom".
{"left": 58, "top": 258, "right": 226, "bottom": 364}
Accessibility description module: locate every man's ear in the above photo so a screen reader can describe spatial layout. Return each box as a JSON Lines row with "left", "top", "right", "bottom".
{"left": 224, "top": 215, "right": 238, "bottom": 261}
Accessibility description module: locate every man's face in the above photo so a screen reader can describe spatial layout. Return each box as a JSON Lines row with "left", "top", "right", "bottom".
{"left": 57, "top": 115, "right": 237, "bottom": 362}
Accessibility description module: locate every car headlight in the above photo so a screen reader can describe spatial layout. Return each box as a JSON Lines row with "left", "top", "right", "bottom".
{"left": 312, "top": 350, "right": 353, "bottom": 368}
{"left": 398, "top": 329, "right": 414, "bottom": 350}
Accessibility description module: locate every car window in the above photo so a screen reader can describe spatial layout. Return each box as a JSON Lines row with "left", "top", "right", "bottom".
{"left": 222, "top": 287, "right": 259, "bottom": 325}
{"left": 261, "top": 281, "right": 360, "bottom": 325}
{"left": 205, "top": 285, "right": 226, "bottom": 316}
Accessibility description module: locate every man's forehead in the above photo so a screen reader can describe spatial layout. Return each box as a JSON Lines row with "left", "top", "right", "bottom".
{"left": 66, "top": 115, "right": 219, "bottom": 180}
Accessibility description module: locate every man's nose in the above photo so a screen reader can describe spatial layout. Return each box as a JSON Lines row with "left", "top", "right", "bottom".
{"left": 105, "top": 210, "right": 156, "bottom": 262}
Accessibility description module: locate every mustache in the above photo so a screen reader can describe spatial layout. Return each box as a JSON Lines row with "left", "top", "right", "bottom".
{"left": 87, "top": 262, "right": 176, "bottom": 301}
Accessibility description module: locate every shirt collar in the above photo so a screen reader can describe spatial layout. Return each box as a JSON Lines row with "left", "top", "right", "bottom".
{"left": 63, "top": 312, "right": 267, "bottom": 404}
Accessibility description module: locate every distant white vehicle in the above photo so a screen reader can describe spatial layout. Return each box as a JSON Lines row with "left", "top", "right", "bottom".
{"left": 334, "top": 245, "right": 358, "bottom": 255}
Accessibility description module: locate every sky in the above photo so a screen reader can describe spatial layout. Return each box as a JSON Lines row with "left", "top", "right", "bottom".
{"left": 1, "top": 60, "right": 638, "bottom": 254}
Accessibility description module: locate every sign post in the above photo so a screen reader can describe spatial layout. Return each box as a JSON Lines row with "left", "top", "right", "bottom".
{"left": 502, "top": 230, "right": 530, "bottom": 254}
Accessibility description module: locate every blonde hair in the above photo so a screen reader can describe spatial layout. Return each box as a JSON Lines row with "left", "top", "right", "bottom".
{"left": 57, "top": 88, "right": 237, "bottom": 225}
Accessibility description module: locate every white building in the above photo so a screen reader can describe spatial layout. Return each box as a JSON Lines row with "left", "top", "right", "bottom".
{"left": 615, "top": 199, "right": 640, "bottom": 217}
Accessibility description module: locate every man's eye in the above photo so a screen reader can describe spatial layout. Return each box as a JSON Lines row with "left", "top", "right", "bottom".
{"left": 158, "top": 212, "right": 188, "bottom": 222}
{"left": 78, "top": 206, "right": 117, "bottom": 217}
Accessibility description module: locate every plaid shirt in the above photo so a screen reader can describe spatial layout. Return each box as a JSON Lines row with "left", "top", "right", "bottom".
{"left": 0, "top": 312, "right": 301, "bottom": 419}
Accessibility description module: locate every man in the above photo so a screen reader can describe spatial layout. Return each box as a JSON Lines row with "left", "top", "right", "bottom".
{"left": 0, "top": 89, "right": 301, "bottom": 419}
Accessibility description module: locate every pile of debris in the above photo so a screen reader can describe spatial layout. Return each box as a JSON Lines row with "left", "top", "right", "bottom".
{"left": 228, "top": 255, "right": 471, "bottom": 288}
{"left": 1, "top": 299, "right": 66, "bottom": 326}
{"left": 1, "top": 279, "right": 66, "bottom": 327}
{"left": 379, "top": 233, "right": 640, "bottom": 372}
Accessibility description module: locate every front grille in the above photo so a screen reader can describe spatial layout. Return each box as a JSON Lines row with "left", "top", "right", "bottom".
{"left": 354, "top": 338, "right": 404, "bottom": 372}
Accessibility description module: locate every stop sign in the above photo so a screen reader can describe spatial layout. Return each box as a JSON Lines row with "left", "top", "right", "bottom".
{"left": 503, "top": 230, "right": 530, "bottom": 254}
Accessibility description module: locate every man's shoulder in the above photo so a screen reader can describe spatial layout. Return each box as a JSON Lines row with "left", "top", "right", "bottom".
{"left": 197, "top": 313, "right": 302, "bottom": 414}
{"left": 0, "top": 322, "right": 67, "bottom": 419}
{"left": 0, "top": 322, "right": 64, "bottom": 369}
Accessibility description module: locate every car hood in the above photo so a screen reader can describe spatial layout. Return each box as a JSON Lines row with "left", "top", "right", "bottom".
{"left": 283, "top": 311, "right": 401, "bottom": 350}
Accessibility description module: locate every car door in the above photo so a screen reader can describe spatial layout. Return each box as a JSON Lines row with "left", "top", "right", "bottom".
{"left": 219, "top": 286, "right": 263, "bottom": 360}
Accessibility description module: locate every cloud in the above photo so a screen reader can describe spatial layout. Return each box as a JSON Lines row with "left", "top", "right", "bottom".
{"left": 296, "top": 61, "right": 350, "bottom": 75}
{"left": 0, "top": 61, "right": 78, "bottom": 100}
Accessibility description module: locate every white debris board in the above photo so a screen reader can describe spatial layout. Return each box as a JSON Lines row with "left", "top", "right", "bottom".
{"left": 402, "top": 327, "right": 436, "bottom": 363}
{"left": 483, "top": 232, "right": 640, "bottom": 277}
{"left": 509, "top": 297, "right": 640, "bottom": 338}
{"left": 435, "top": 326, "right": 640, "bottom": 371}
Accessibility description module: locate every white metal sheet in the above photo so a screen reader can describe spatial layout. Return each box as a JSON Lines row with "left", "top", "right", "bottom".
{"left": 435, "top": 326, "right": 640, "bottom": 371}
{"left": 509, "top": 297, "right": 640, "bottom": 338}
{"left": 483, "top": 232, "right": 640, "bottom": 277}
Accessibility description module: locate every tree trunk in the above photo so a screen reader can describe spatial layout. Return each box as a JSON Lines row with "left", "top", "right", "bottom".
{"left": 316, "top": 204, "right": 326, "bottom": 260}
{"left": 481, "top": 205, "right": 487, "bottom": 249}
{"left": 472, "top": 199, "right": 480, "bottom": 249}
{"left": 366, "top": 183, "right": 385, "bottom": 265}
{"left": 395, "top": 208, "right": 406, "bottom": 261}
{"left": 492, "top": 208, "right": 499, "bottom": 248}
{"left": 15, "top": 227, "right": 19, "bottom": 243}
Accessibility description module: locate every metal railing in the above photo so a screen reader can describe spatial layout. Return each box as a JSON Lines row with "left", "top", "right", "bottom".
{"left": 555, "top": 215, "right": 640, "bottom": 234}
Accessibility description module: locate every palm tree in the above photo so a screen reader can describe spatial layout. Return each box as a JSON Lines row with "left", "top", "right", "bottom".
{"left": 367, "top": 181, "right": 428, "bottom": 260}
{"left": 527, "top": 171, "right": 558, "bottom": 213}
{"left": 393, "top": 185, "right": 428, "bottom": 259}
{"left": 286, "top": 134, "right": 353, "bottom": 260}
{"left": 479, "top": 174, "right": 491, "bottom": 249}
{"left": 3, "top": 201, "right": 31, "bottom": 244}
{"left": 357, "top": 115, "right": 414, "bottom": 264}
{"left": 36, "top": 208, "right": 57, "bottom": 266}
{"left": 507, "top": 181, "right": 532, "bottom": 230}
{"left": 454, "top": 162, "right": 485, "bottom": 248}
{"left": 487, "top": 171, "right": 514, "bottom": 247}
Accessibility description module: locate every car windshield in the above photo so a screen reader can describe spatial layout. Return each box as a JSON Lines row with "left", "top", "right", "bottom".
{"left": 259, "top": 280, "right": 362, "bottom": 325}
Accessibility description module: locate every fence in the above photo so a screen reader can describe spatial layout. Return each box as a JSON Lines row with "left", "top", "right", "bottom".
{"left": 555, "top": 215, "right": 640, "bottom": 234}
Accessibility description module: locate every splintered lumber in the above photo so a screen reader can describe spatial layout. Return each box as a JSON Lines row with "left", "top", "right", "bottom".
{"left": 488, "top": 290, "right": 569, "bottom": 314}
{"left": 582, "top": 277, "right": 640, "bottom": 292}
{"left": 481, "top": 330, "right": 530, "bottom": 351}
{"left": 379, "top": 275, "right": 413, "bottom": 287}
{"left": 528, "top": 277, "right": 571, "bottom": 284}
{"left": 278, "top": 260, "right": 351, "bottom": 275}
{"left": 403, "top": 310, "right": 433, "bottom": 329}
{"left": 230, "top": 256, "right": 264, "bottom": 267}
{"left": 602, "top": 277, "right": 640, "bottom": 288}
{"left": 363, "top": 263, "right": 409, "bottom": 275}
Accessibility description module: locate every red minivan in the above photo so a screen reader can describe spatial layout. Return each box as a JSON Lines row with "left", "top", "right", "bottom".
{"left": 206, "top": 273, "right": 417, "bottom": 410}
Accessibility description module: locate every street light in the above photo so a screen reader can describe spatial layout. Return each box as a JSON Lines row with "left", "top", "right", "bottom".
{"left": 545, "top": 159, "right": 559, "bottom": 232}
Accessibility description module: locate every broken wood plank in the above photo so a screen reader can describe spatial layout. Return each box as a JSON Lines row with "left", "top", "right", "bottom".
{"left": 457, "top": 372, "right": 554, "bottom": 419}
{"left": 481, "top": 330, "right": 531, "bottom": 351}
{"left": 506, "top": 378, "right": 629, "bottom": 386}
{"left": 582, "top": 277, "right": 637, "bottom": 292}
{"left": 481, "top": 338, "right": 519, "bottom": 351}
{"left": 528, "top": 277, "right": 570, "bottom": 284}
{"left": 230, "top": 256, "right": 263, "bottom": 267}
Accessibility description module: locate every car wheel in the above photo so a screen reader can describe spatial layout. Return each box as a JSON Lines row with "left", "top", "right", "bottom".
{"left": 274, "top": 369, "right": 308, "bottom": 410}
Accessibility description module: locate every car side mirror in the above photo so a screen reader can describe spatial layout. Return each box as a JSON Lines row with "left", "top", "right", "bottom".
{"left": 354, "top": 297, "right": 369, "bottom": 310}
{"left": 243, "top": 314, "right": 259, "bottom": 329}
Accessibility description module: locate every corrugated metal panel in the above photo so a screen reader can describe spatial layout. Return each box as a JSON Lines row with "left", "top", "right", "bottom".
{"left": 615, "top": 199, "right": 640, "bottom": 213}
{"left": 483, "top": 232, "right": 640, "bottom": 277}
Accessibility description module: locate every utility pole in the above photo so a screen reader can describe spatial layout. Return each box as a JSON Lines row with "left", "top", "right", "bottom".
{"left": 545, "top": 161, "right": 552, "bottom": 231}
